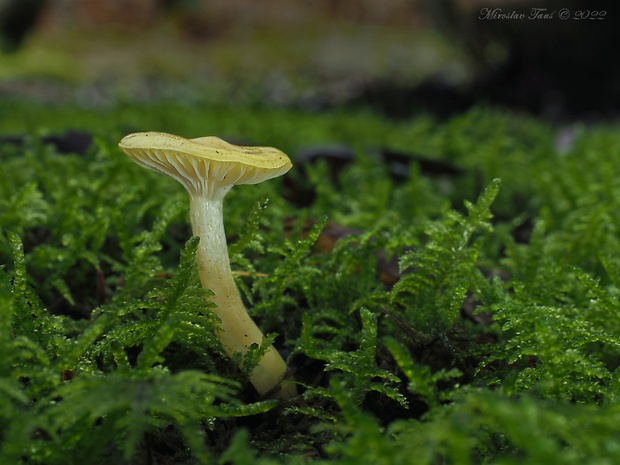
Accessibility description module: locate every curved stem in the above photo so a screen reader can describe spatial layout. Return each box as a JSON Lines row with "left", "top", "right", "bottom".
{"left": 189, "top": 193, "right": 295, "bottom": 398}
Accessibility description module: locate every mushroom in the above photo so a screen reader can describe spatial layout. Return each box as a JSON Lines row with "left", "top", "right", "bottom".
{"left": 119, "top": 132, "right": 296, "bottom": 398}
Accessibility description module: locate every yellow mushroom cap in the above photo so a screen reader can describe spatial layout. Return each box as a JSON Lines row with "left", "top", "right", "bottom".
{"left": 119, "top": 132, "right": 292, "bottom": 197}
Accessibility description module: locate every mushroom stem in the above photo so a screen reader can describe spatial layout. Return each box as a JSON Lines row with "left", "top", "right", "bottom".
{"left": 189, "top": 193, "right": 295, "bottom": 398}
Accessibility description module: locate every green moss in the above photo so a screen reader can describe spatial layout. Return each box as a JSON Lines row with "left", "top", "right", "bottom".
{"left": 1, "top": 101, "right": 620, "bottom": 463}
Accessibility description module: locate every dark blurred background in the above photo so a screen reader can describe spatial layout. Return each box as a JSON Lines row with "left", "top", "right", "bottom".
{"left": 0, "top": 0, "right": 618, "bottom": 121}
